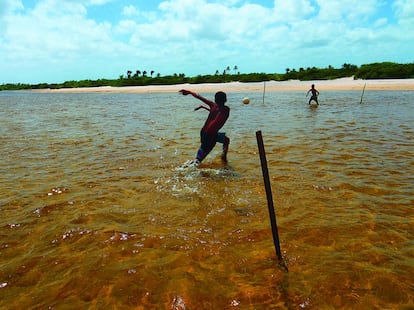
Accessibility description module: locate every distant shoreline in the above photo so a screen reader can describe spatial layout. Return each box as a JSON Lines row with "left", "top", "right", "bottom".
{"left": 32, "top": 77, "right": 414, "bottom": 93}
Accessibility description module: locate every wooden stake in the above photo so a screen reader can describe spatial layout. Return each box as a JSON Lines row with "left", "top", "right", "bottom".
{"left": 262, "top": 81, "right": 266, "bottom": 104}
{"left": 360, "top": 83, "right": 366, "bottom": 104}
{"left": 256, "top": 130, "right": 288, "bottom": 272}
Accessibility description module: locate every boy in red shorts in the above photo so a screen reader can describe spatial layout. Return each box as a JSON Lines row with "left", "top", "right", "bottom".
{"left": 179, "top": 89, "right": 230, "bottom": 165}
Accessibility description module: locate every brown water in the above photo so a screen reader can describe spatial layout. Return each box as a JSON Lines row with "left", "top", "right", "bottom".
{"left": 1, "top": 90, "right": 413, "bottom": 309}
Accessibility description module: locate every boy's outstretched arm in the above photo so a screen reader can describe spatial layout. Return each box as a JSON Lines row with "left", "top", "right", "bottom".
{"left": 194, "top": 105, "right": 210, "bottom": 111}
{"left": 179, "top": 89, "right": 213, "bottom": 106}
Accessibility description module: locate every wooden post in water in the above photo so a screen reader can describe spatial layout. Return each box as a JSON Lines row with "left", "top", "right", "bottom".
{"left": 359, "top": 83, "right": 366, "bottom": 104}
{"left": 256, "top": 130, "right": 288, "bottom": 272}
{"left": 262, "top": 81, "right": 266, "bottom": 104}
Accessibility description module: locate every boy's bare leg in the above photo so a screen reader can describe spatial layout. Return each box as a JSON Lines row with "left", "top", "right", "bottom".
{"left": 221, "top": 137, "right": 230, "bottom": 162}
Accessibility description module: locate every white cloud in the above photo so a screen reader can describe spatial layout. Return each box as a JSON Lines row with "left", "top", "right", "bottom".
{"left": 122, "top": 5, "right": 140, "bottom": 17}
{"left": 0, "top": 0, "right": 413, "bottom": 83}
{"left": 0, "top": 0, "right": 23, "bottom": 15}
{"left": 87, "top": 0, "right": 113, "bottom": 5}
{"left": 116, "top": 19, "right": 138, "bottom": 34}
{"left": 374, "top": 17, "right": 388, "bottom": 27}
{"left": 272, "top": 0, "right": 315, "bottom": 22}
{"left": 0, "top": 0, "right": 23, "bottom": 32}
{"left": 3, "top": 1, "right": 117, "bottom": 61}
{"left": 394, "top": 0, "right": 414, "bottom": 24}
{"left": 315, "top": 0, "right": 379, "bottom": 22}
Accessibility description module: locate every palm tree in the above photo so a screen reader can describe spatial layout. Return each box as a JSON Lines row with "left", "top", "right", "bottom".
{"left": 233, "top": 65, "right": 238, "bottom": 74}
{"left": 150, "top": 70, "right": 154, "bottom": 77}
{"left": 143, "top": 70, "right": 147, "bottom": 77}
{"left": 215, "top": 70, "right": 219, "bottom": 75}
{"left": 127, "top": 70, "right": 132, "bottom": 78}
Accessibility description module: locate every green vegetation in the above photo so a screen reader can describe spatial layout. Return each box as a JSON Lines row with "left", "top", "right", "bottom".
{"left": 355, "top": 62, "right": 414, "bottom": 79}
{"left": 1, "top": 62, "right": 413, "bottom": 91}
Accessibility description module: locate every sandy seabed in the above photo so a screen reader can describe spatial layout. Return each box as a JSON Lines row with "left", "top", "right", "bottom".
{"left": 35, "top": 77, "right": 414, "bottom": 93}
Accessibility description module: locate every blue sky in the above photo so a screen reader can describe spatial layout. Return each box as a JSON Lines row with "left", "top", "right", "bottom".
{"left": 1, "top": 0, "right": 413, "bottom": 84}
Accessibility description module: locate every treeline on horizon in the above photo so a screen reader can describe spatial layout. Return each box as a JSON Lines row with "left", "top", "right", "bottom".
{"left": 1, "top": 61, "right": 414, "bottom": 91}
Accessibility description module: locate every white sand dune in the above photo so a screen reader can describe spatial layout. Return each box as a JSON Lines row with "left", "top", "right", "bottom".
{"left": 34, "top": 77, "right": 414, "bottom": 93}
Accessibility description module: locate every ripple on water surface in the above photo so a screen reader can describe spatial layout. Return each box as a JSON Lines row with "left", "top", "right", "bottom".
{"left": 0, "top": 90, "right": 413, "bottom": 308}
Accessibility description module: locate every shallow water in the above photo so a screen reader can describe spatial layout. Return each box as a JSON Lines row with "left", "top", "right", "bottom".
{"left": 0, "top": 89, "right": 413, "bottom": 309}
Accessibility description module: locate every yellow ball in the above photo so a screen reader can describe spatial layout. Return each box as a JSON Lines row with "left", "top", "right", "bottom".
{"left": 242, "top": 97, "right": 250, "bottom": 104}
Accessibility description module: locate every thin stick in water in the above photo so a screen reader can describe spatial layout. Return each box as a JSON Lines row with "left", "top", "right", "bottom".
{"left": 256, "top": 130, "right": 288, "bottom": 272}
{"left": 360, "top": 83, "right": 366, "bottom": 104}
{"left": 262, "top": 81, "right": 266, "bottom": 104}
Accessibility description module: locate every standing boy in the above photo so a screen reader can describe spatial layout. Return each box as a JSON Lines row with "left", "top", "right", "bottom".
{"left": 306, "top": 84, "right": 320, "bottom": 105}
{"left": 179, "top": 89, "right": 230, "bottom": 165}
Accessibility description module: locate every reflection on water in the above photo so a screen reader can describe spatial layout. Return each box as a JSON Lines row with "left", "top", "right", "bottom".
{"left": 0, "top": 90, "right": 413, "bottom": 308}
